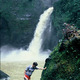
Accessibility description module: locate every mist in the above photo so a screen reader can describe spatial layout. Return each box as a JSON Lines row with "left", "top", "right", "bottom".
{"left": 1, "top": 45, "right": 50, "bottom": 62}
{"left": 1, "top": 7, "right": 53, "bottom": 62}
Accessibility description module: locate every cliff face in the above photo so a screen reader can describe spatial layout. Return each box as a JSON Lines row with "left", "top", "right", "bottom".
{"left": 0, "top": 0, "right": 58, "bottom": 49}
{"left": 0, "top": 0, "right": 45, "bottom": 47}
{"left": 41, "top": 0, "right": 80, "bottom": 77}
{"left": 1, "top": 0, "right": 80, "bottom": 51}
{"left": 52, "top": 0, "right": 80, "bottom": 39}
{"left": 41, "top": 34, "right": 80, "bottom": 80}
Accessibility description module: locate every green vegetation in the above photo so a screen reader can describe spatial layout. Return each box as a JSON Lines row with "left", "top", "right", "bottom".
{"left": 0, "top": 0, "right": 80, "bottom": 50}
{"left": 41, "top": 34, "right": 80, "bottom": 80}
{"left": 0, "top": 0, "right": 44, "bottom": 47}
{"left": 52, "top": 0, "right": 80, "bottom": 39}
{"left": 41, "top": 0, "right": 80, "bottom": 79}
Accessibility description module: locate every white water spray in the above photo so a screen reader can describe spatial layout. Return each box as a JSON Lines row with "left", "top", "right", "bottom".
{"left": 28, "top": 7, "right": 53, "bottom": 54}
{"left": 1, "top": 7, "right": 54, "bottom": 61}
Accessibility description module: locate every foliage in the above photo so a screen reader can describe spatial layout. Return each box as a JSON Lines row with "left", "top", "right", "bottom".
{"left": 41, "top": 0, "right": 80, "bottom": 78}
{"left": 41, "top": 37, "right": 80, "bottom": 80}
{"left": 52, "top": 0, "right": 80, "bottom": 39}
{"left": 0, "top": 0, "right": 44, "bottom": 47}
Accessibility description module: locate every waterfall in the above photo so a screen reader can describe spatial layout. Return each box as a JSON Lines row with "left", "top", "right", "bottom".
{"left": 1, "top": 7, "right": 54, "bottom": 61}
{"left": 28, "top": 7, "right": 53, "bottom": 54}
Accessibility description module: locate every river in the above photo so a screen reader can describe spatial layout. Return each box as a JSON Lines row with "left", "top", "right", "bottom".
{"left": 1, "top": 61, "right": 45, "bottom": 80}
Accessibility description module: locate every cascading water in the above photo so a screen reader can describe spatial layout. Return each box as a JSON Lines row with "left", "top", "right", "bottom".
{"left": 28, "top": 7, "right": 53, "bottom": 54}
{"left": 1, "top": 7, "right": 54, "bottom": 61}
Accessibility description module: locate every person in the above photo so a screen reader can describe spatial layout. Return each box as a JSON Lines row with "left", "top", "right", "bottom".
{"left": 24, "top": 62, "right": 46, "bottom": 80}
